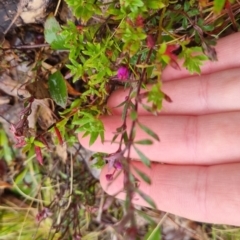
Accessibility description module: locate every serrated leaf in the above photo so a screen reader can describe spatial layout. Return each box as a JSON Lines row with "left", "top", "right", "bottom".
{"left": 138, "top": 122, "right": 160, "bottom": 141}
{"left": 133, "top": 145, "right": 151, "bottom": 167}
{"left": 44, "top": 14, "right": 66, "bottom": 50}
{"left": 48, "top": 71, "right": 68, "bottom": 108}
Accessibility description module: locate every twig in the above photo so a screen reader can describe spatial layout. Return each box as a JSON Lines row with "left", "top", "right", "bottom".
{"left": 3, "top": 0, "right": 30, "bottom": 35}
{"left": 54, "top": 0, "right": 62, "bottom": 16}
{"left": 0, "top": 43, "right": 50, "bottom": 50}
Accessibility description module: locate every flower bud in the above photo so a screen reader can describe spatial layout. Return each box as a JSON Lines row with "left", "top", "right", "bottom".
{"left": 117, "top": 66, "right": 129, "bottom": 81}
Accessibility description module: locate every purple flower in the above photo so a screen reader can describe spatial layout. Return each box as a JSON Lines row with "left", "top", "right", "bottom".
{"left": 36, "top": 208, "right": 52, "bottom": 222}
{"left": 114, "top": 160, "right": 122, "bottom": 170}
{"left": 117, "top": 66, "right": 129, "bottom": 80}
{"left": 106, "top": 173, "right": 114, "bottom": 181}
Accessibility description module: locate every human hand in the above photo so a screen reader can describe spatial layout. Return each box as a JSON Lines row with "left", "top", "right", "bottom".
{"left": 79, "top": 33, "right": 240, "bottom": 226}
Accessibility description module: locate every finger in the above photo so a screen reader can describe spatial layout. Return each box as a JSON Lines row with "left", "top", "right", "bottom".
{"left": 79, "top": 111, "right": 240, "bottom": 165}
{"left": 108, "top": 68, "right": 240, "bottom": 115}
{"left": 162, "top": 32, "right": 240, "bottom": 81}
{"left": 100, "top": 161, "right": 240, "bottom": 226}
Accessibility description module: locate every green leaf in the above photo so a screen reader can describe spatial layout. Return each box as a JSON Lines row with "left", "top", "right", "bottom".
{"left": 89, "top": 132, "right": 99, "bottom": 146}
{"left": 22, "top": 144, "right": 32, "bottom": 154}
{"left": 133, "top": 145, "right": 151, "bottom": 167}
{"left": 48, "top": 71, "right": 68, "bottom": 108}
{"left": 135, "top": 188, "right": 157, "bottom": 208}
{"left": 44, "top": 14, "right": 66, "bottom": 50}
{"left": 181, "top": 47, "right": 208, "bottom": 74}
{"left": 138, "top": 122, "right": 160, "bottom": 141}
{"left": 213, "top": 0, "right": 225, "bottom": 13}
{"left": 134, "top": 139, "right": 153, "bottom": 145}
{"left": 145, "top": 0, "right": 166, "bottom": 9}
{"left": 133, "top": 166, "right": 151, "bottom": 184}
{"left": 144, "top": 226, "right": 161, "bottom": 240}
{"left": 130, "top": 110, "right": 138, "bottom": 121}
{"left": 33, "top": 140, "right": 45, "bottom": 148}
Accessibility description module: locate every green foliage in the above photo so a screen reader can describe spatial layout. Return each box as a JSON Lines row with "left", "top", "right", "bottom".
{"left": 72, "top": 111, "right": 104, "bottom": 146}
{"left": 48, "top": 71, "right": 68, "bottom": 108}
{"left": 0, "top": 126, "right": 13, "bottom": 162}
{"left": 31, "top": 1, "right": 237, "bottom": 238}
{"left": 147, "top": 83, "right": 165, "bottom": 111}
{"left": 213, "top": 0, "right": 226, "bottom": 13}
{"left": 64, "top": 0, "right": 101, "bottom": 22}
{"left": 144, "top": 226, "right": 161, "bottom": 240}
{"left": 44, "top": 14, "right": 67, "bottom": 50}
{"left": 133, "top": 145, "right": 151, "bottom": 167}
{"left": 180, "top": 46, "right": 209, "bottom": 74}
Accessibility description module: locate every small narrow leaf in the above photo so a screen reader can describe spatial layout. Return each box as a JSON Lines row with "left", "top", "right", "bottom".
{"left": 35, "top": 146, "right": 43, "bottom": 165}
{"left": 48, "top": 71, "right": 68, "bottom": 108}
{"left": 138, "top": 122, "right": 160, "bottom": 141}
{"left": 133, "top": 145, "right": 151, "bottom": 167}
{"left": 135, "top": 188, "right": 157, "bottom": 208}
{"left": 134, "top": 139, "right": 153, "bottom": 145}
{"left": 133, "top": 166, "right": 151, "bottom": 185}
{"left": 33, "top": 140, "right": 45, "bottom": 148}
{"left": 54, "top": 126, "right": 63, "bottom": 145}
{"left": 213, "top": 0, "right": 225, "bottom": 13}
{"left": 144, "top": 226, "right": 161, "bottom": 240}
{"left": 89, "top": 132, "right": 99, "bottom": 146}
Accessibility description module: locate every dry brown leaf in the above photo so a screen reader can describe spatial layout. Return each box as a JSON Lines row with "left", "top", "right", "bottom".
{"left": 26, "top": 80, "right": 51, "bottom": 99}
{"left": 65, "top": 80, "right": 81, "bottom": 96}
{"left": 0, "top": 181, "right": 12, "bottom": 189}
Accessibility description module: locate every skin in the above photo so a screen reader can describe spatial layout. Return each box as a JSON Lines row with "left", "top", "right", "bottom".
{"left": 79, "top": 32, "right": 240, "bottom": 226}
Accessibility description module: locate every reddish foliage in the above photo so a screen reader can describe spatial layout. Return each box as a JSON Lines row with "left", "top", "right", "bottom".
{"left": 54, "top": 126, "right": 63, "bottom": 145}
{"left": 146, "top": 35, "right": 155, "bottom": 49}
{"left": 35, "top": 146, "right": 43, "bottom": 165}
{"left": 135, "top": 15, "right": 144, "bottom": 27}
{"left": 165, "top": 44, "right": 181, "bottom": 70}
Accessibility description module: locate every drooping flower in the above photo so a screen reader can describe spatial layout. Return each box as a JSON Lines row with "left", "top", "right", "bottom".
{"left": 106, "top": 173, "right": 114, "bottom": 181}
{"left": 104, "top": 150, "right": 124, "bottom": 180}
{"left": 113, "top": 160, "right": 122, "bottom": 170}
{"left": 36, "top": 208, "right": 52, "bottom": 222}
{"left": 117, "top": 66, "right": 129, "bottom": 81}
{"left": 9, "top": 123, "right": 26, "bottom": 148}
{"left": 105, "top": 150, "right": 124, "bottom": 171}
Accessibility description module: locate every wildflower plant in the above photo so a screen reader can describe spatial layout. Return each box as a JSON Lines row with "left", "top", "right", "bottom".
{"left": 2, "top": 0, "right": 239, "bottom": 238}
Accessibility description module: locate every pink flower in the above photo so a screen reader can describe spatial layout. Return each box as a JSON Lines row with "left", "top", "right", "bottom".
{"left": 117, "top": 66, "right": 129, "bottom": 81}
{"left": 114, "top": 160, "right": 122, "bottom": 169}
{"left": 106, "top": 173, "right": 114, "bottom": 181}
{"left": 36, "top": 208, "right": 52, "bottom": 222}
